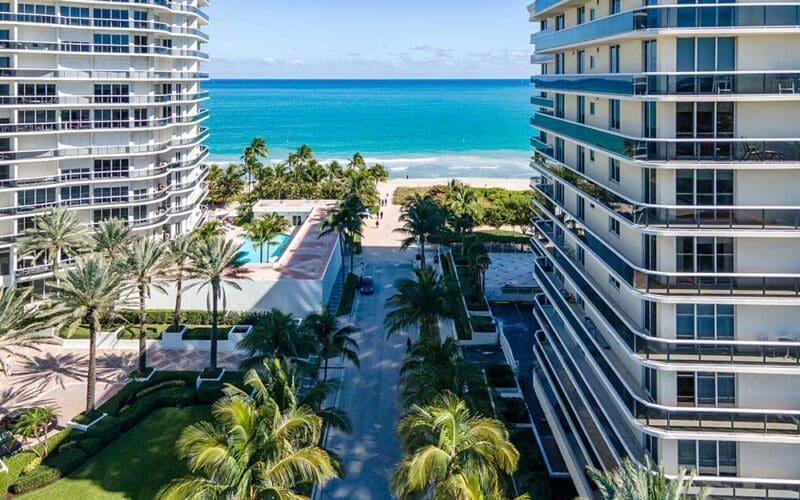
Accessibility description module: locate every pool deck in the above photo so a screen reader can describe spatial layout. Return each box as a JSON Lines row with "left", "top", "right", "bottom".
{"left": 233, "top": 200, "right": 340, "bottom": 281}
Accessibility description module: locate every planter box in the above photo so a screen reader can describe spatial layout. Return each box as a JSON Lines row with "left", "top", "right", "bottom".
{"left": 459, "top": 331, "right": 499, "bottom": 346}
{"left": 127, "top": 367, "right": 156, "bottom": 383}
{"left": 161, "top": 325, "right": 188, "bottom": 349}
{"left": 67, "top": 412, "right": 107, "bottom": 432}
{"left": 196, "top": 368, "right": 226, "bottom": 389}
{"left": 227, "top": 324, "right": 253, "bottom": 345}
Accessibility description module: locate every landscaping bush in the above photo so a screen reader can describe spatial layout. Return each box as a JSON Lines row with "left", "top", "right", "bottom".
{"left": 117, "top": 387, "right": 196, "bottom": 431}
{"left": 118, "top": 309, "right": 270, "bottom": 327}
{"left": 98, "top": 371, "right": 197, "bottom": 416}
{"left": 496, "top": 397, "right": 529, "bottom": 424}
{"left": 197, "top": 381, "right": 224, "bottom": 404}
{"left": 76, "top": 437, "right": 104, "bottom": 456}
{"left": 517, "top": 471, "right": 552, "bottom": 500}
{"left": 43, "top": 447, "right": 87, "bottom": 475}
{"left": 9, "top": 466, "right": 61, "bottom": 495}
{"left": 485, "top": 364, "right": 516, "bottom": 388}
{"left": 470, "top": 315, "right": 497, "bottom": 333}
{"left": 83, "top": 415, "right": 122, "bottom": 445}
{"left": 135, "top": 379, "right": 187, "bottom": 399}
{"left": 0, "top": 451, "right": 38, "bottom": 494}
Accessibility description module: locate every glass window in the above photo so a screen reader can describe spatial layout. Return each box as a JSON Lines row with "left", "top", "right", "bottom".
{"left": 717, "top": 374, "right": 735, "bottom": 406}
{"left": 610, "top": 100, "right": 621, "bottom": 129}
{"left": 698, "top": 441, "right": 717, "bottom": 475}
{"left": 718, "top": 442, "right": 737, "bottom": 476}
{"left": 577, "top": 96, "right": 585, "bottom": 123}
{"left": 609, "top": 45, "right": 620, "bottom": 73}
{"left": 677, "top": 373, "right": 695, "bottom": 405}
{"left": 610, "top": 0, "right": 621, "bottom": 15}
{"left": 608, "top": 158, "right": 620, "bottom": 182}
{"left": 676, "top": 304, "right": 695, "bottom": 339}
{"left": 577, "top": 6, "right": 585, "bottom": 24}
{"left": 697, "top": 372, "right": 716, "bottom": 405}
{"left": 678, "top": 440, "right": 696, "bottom": 468}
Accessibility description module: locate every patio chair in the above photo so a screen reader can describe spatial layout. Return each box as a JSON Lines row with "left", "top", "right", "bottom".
{"left": 739, "top": 140, "right": 763, "bottom": 161}
{"left": 778, "top": 78, "right": 796, "bottom": 94}
{"left": 713, "top": 76, "right": 732, "bottom": 94}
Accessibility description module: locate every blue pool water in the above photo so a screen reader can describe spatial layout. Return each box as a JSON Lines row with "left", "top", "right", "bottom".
{"left": 239, "top": 234, "right": 291, "bottom": 264}
{"left": 204, "top": 79, "right": 534, "bottom": 179}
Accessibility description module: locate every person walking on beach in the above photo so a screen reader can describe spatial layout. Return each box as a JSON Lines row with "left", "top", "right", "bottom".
{"left": 380, "top": 211, "right": 384, "bottom": 220}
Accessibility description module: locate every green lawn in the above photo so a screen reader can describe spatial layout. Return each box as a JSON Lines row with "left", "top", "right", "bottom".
{"left": 23, "top": 406, "right": 212, "bottom": 500}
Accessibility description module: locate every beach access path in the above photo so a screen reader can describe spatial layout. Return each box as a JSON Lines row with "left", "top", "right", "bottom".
{"left": 318, "top": 176, "right": 530, "bottom": 499}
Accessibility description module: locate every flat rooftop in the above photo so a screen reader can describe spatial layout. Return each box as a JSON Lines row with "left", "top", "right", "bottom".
{"left": 233, "top": 200, "right": 339, "bottom": 281}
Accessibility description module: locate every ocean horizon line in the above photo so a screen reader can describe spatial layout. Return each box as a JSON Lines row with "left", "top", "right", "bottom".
{"left": 207, "top": 77, "right": 530, "bottom": 82}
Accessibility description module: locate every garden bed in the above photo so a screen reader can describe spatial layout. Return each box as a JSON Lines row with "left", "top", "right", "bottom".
{"left": 494, "top": 396, "right": 529, "bottom": 424}
{"left": 182, "top": 326, "right": 232, "bottom": 341}
{"left": 116, "top": 324, "right": 169, "bottom": 340}
{"left": 469, "top": 315, "right": 497, "bottom": 334}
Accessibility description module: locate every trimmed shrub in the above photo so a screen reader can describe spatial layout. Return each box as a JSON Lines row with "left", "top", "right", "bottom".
{"left": 77, "top": 437, "right": 104, "bottom": 457}
{"left": 135, "top": 379, "right": 186, "bottom": 399}
{"left": 83, "top": 415, "right": 122, "bottom": 445}
{"left": 470, "top": 315, "right": 497, "bottom": 333}
{"left": 118, "top": 309, "right": 270, "bottom": 328}
{"left": 485, "top": 364, "right": 516, "bottom": 388}
{"left": 117, "top": 387, "right": 196, "bottom": 431}
{"left": 43, "top": 447, "right": 87, "bottom": 475}
{"left": 0, "top": 451, "right": 38, "bottom": 494}
{"left": 196, "top": 382, "right": 224, "bottom": 404}
{"left": 9, "top": 466, "right": 61, "bottom": 495}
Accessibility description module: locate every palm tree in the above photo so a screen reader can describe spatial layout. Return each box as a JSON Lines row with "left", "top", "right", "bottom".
{"left": 288, "top": 144, "right": 314, "bottom": 167}
{"left": 241, "top": 136, "right": 269, "bottom": 193}
{"left": 392, "top": 392, "right": 520, "bottom": 500}
{"left": 466, "top": 240, "right": 491, "bottom": 295}
{"left": 442, "top": 179, "right": 480, "bottom": 221}
{"left": 185, "top": 237, "right": 248, "bottom": 372}
{"left": 18, "top": 207, "right": 92, "bottom": 289}
{"left": 319, "top": 195, "right": 368, "bottom": 276}
{"left": 13, "top": 406, "right": 57, "bottom": 458}
{"left": 301, "top": 309, "right": 360, "bottom": 381}
{"left": 161, "top": 376, "right": 341, "bottom": 500}
{"left": 367, "top": 162, "right": 389, "bottom": 184}
{"left": 52, "top": 255, "right": 125, "bottom": 412}
{"left": 240, "top": 358, "right": 352, "bottom": 435}
{"left": 347, "top": 152, "right": 366, "bottom": 169}
{"left": 123, "top": 237, "right": 169, "bottom": 373}
{"left": 246, "top": 213, "right": 289, "bottom": 264}
{"left": 0, "top": 286, "right": 60, "bottom": 366}
{"left": 395, "top": 194, "right": 446, "bottom": 267}
{"left": 193, "top": 220, "right": 225, "bottom": 241}
{"left": 167, "top": 234, "right": 194, "bottom": 332}
{"left": 588, "top": 457, "right": 710, "bottom": 500}
{"left": 93, "top": 218, "right": 132, "bottom": 261}
{"left": 237, "top": 308, "right": 312, "bottom": 369}
{"left": 399, "top": 337, "right": 487, "bottom": 411}
{"left": 384, "top": 266, "right": 453, "bottom": 340}
{"left": 343, "top": 167, "right": 379, "bottom": 206}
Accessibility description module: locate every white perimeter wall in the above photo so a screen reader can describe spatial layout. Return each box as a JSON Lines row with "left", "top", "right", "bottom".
{"left": 144, "top": 238, "right": 343, "bottom": 318}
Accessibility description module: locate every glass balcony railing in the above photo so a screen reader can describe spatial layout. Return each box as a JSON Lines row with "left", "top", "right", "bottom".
{"left": 532, "top": 159, "right": 800, "bottom": 230}
{"left": 530, "top": 224, "right": 800, "bottom": 368}
{"left": 533, "top": 72, "right": 800, "bottom": 97}
{"left": 530, "top": 95, "right": 554, "bottom": 108}
{"left": 0, "top": 69, "right": 208, "bottom": 80}
{"left": 533, "top": 263, "right": 800, "bottom": 437}
{"left": 0, "top": 12, "right": 210, "bottom": 40}
{"left": 531, "top": 189, "right": 800, "bottom": 298}
{"left": 0, "top": 91, "right": 209, "bottom": 106}
{"left": 534, "top": 4, "right": 800, "bottom": 50}
{"left": 532, "top": 112, "right": 800, "bottom": 163}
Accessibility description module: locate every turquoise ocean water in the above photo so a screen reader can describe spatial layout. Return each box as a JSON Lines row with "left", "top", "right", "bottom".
{"left": 204, "top": 79, "right": 533, "bottom": 179}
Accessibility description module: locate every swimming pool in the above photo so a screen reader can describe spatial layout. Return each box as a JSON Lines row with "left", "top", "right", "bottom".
{"left": 239, "top": 234, "right": 292, "bottom": 264}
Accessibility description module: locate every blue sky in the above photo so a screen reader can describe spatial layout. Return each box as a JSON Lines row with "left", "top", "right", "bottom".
{"left": 205, "top": 0, "right": 533, "bottom": 79}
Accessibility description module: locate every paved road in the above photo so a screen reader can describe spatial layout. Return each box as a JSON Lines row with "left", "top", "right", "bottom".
{"left": 320, "top": 253, "right": 413, "bottom": 499}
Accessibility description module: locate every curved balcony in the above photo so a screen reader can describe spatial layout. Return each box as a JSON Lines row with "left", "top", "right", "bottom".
{"left": 2, "top": 169, "right": 207, "bottom": 220}
{"left": 0, "top": 109, "right": 208, "bottom": 136}
{"left": 0, "top": 13, "right": 209, "bottom": 41}
{"left": 0, "top": 127, "right": 208, "bottom": 164}
{"left": 0, "top": 69, "right": 208, "bottom": 81}
{"left": 0, "top": 91, "right": 209, "bottom": 107}
{"left": 532, "top": 183, "right": 800, "bottom": 299}
{"left": 532, "top": 112, "right": 800, "bottom": 163}
{"left": 532, "top": 72, "right": 800, "bottom": 98}
{"left": 0, "top": 147, "right": 209, "bottom": 191}
{"left": 530, "top": 219, "right": 800, "bottom": 370}
{"left": 0, "top": 40, "right": 208, "bottom": 60}
{"left": 533, "top": 4, "right": 800, "bottom": 50}
{"left": 531, "top": 160, "right": 800, "bottom": 232}
{"left": 79, "top": 0, "right": 209, "bottom": 22}
{"left": 533, "top": 268, "right": 800, "bottom": 440}
{"left": 531, "top": 95, "right": 554, "bottom": 108}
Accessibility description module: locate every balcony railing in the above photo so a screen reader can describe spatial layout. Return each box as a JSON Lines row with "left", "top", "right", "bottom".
{"left": 532, "top": 72, "right": 800, "bottom": 97}
{"left": 533, "top": 4, "right": 800, "bottom": 49}
{"left": 0, "top": 40, "right": 208, "bottom": 59}
{"left": 533, "top": 267, "right": 800, "bottom": 437}
{"left": 532, "top": 193, "right": 800, "bottom": 298}
{"left": 0, "top": 69, "right": 208, "bottom": 80}
{"left": 531, "top": 160, "right": 800, "bottom": 230}
{"left": 0, "top": 91, "right": 209, "bottom": 106}
{"left": 0, "top": 110, "right": 208, "bottom": 135}
{"left": 0, "top": 12, "right": 209, "bottom": 40}
{"left": 532, "top": 112, "right": 800, "bottom": 163}
{"left": 0, "top": 127, "right": 208, "bottom": 163}
{"left": 530, "top": 230, "right": 800, "bottom": 368}
{"left": 0, "top": 147, "right": 208, "bottom": 190}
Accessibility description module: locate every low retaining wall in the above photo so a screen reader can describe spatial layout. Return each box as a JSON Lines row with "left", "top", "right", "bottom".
{"left": 57, "top": 325, "right": 254, "bottom": 353}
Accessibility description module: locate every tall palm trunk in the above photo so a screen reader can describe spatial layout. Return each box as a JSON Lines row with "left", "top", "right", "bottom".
{"left": 419, "top": 237, "right": 426, "bottom": 267}
{"left": 172, "top": 271, "right": 183, "bottom": 331}
{"left": 265, "top": 240, "right": 270, "bottom": 264}
{"left": 323, "top": 356, "right": 329, "bottom": 382}
{"left": 210, "top": 278, "right": 219, "bottom": 370}
{"left": 87, "top": 310, "right": 97, "bottom": 412}
{"left": 339, "top": 233, "right": 347, "bottom": 279}
{"left": 138, "top": 284, "right": 147, "bottom": 372}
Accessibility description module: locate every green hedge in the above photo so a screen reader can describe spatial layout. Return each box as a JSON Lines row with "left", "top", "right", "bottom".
{"left": 485, "top": 364, "right": 516, "bottom": 388}
{"left": 118, "top": 309, "right": 269, "bottom": 327}
{"left": 9, "top": 466, "right": 62, "bottom": 495}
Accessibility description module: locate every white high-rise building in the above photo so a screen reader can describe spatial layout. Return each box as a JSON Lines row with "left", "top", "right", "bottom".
{"left": 528, "top": 0, "right": 800, "bottom": 497}
{"left": 0, "top": 0, "right": 209, "bottom": 290}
